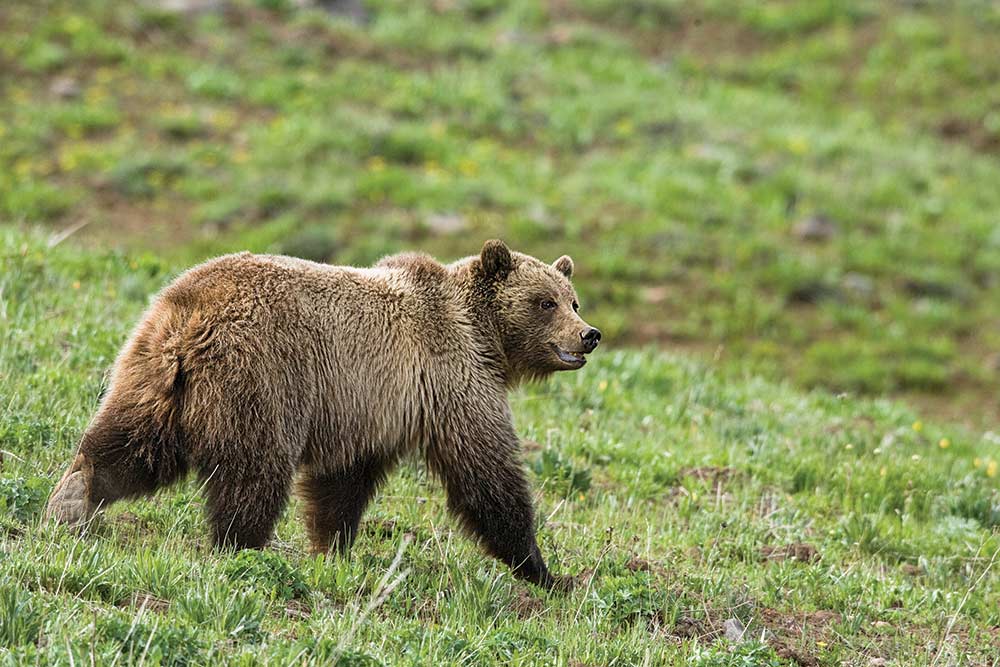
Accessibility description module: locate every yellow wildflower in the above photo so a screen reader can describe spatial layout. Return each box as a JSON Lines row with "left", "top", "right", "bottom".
{"left": 912, "top": 421, "right": 923, "bottom": 432}
{"left": 598, "top": 380, "right": 608, "bottom": 392}
{"left": 57, "top": 147, "right": 78, "bottom": 171}
{"left": 787, "top": 135, "right": 809, "bottom": 155}
{"left": 614, "top": 118, "right": 634, "bottom": 137}
{"left": 458, "top": 158, "right": 478, "bottom": 177}
{"left": 62, "top": 15, "right": 85, "bottom": 34}
{"left": 366, "top": 156, "right": 386, "bottom": 172}
{"left": 423, "top": 160, "right": 444, "bottom": 178}
{"left": 938, "top": 438, "right": 950, "bottom": 449}
{"left": 988, "top": 460, "right": 998, "bottom": 478}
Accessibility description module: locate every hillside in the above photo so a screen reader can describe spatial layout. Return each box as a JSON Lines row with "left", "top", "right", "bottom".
{"left": 2, "top": 0, "right": 1000, "bottom": 423}
{"left": 2, "top": 230, "right": 998, "bottom": 665}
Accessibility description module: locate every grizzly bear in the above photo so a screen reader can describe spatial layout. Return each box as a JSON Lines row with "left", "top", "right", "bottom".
{"left": 45, "top": 240, "right": 600, "bottom": 589}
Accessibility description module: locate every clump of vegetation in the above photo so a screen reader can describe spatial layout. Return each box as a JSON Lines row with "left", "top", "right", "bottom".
{"left": 222, "top": 549, "right": 310, "bottom": 600}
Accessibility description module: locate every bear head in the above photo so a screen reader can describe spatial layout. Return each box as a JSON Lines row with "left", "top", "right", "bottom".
{"left": 473, "top": 239, "right": 601, "bottom": 382}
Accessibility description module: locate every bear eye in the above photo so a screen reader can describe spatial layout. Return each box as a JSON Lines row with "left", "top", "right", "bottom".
{"left": 540, "top": 299, "right": 557, "bottom": 311}
{"left": 572, "top": 301, "right": 579, "bottom": 312}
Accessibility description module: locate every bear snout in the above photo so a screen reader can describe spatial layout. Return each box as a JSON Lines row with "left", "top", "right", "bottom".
{"left": 581, "top": 327, "right": 602, "bottom": 352}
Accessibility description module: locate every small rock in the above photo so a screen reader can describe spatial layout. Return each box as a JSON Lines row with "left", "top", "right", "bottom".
{"left": 495, "top": 30, "right": 529, "bottom": 47}
{"left": 793, "top": 214, "right": 837, "bottom": 243}
{"left": 723, "top": 617, "right": 747, "bottom": 642}
{"left": 843, "top": 272, "right": 875, "bottom": 300}
{"left": 49, "top": 76, "right": 81, "bottom": 100}
{"left": 148, "top": 0, "right": 224, "bottom": 14}
{"left": 317, "top": 0, "right": 369, "bottom": 24}
{"left": 868, "top": 658, "right": 887, "bottom": 666}
{"left": 526, "top": 201, "right": 555, "bottom": 229}
{"left": 425, "top": 212, "right": 467, "bottom": 235}
{"left": 640, "top": 286, "right": 669, "bottom": 305}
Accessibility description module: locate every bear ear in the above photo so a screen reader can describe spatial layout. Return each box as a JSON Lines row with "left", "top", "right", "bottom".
{"left": 553, "top": 255, "right": 574, "bottom": 278}
{"left": 480, "top": 239, "right": 513, "bottom": 280}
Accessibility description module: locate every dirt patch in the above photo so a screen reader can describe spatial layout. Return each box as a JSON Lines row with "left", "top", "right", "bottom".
{"left": 521, "top": 439, "right": 543, "bottom": 453}
{"left": 680, "top": 466, "right": 738, "bottom": 484}
{"left": 759, "top": 543, "right": 821, "bottom": 564}
{"left": 120, "top": 591, "right": 170, "bottom": 614}
{"left": 670, "top": 615, "right": 719, "bottom": 641}
{"left": 284, "top": 599, "right": 311, "bottom": 621}
{"left": 677, "top": 466, "right": 741, "bottom": 499}
{"left": 509, "top": 589, "right": 545, "bottom": 619}
{"left": 363, "top": 517, "right": 400, "bottom": 539}
{"left": 758, "top": 608, "right": 840, "bottom": 667}
{"left": 625, "top": 556, "right": 668, "bottom": 579}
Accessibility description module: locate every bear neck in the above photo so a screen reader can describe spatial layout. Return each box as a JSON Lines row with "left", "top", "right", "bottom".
{"left": 452, "top": 263, "right": 519, "bottom": 389}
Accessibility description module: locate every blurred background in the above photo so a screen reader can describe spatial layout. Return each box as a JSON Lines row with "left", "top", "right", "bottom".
{"left": 3, "top": 0, "right": 999, "bottom": 426}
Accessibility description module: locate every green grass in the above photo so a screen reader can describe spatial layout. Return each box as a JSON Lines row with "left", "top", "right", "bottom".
{"left": 3, "top": 0, "right": 1000, "bottom": 423}
{"left": 2, "top": 229, "right": 999, "bottom": 665}
{"left": 3, "top": 1, "right": 1000, "bottom": 664}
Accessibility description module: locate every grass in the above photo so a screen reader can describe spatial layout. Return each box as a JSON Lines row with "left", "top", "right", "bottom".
{"left": 3, "top": 1, "right": 1000, "bottom": 664}
{"left": 2, "top": 0, "right": 1000, "bottom": 423}
{"left": 2, "top": 229, "right": 999, "bottom": 665}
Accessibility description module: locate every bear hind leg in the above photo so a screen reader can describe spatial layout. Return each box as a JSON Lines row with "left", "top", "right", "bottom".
{"left": 298, "top": 455, "right": 392, "bottom": 555}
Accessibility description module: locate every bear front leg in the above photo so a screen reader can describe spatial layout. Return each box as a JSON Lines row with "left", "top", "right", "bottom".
{"left": 200, "top": 456, "right": 294, "bottom": 550}
{"left": 46, "top": 453, "right": 95, "bottom": 525}
{"left": 298, "top": 455, "right": 393, "bottom": 555}
{"left": 428, "top": 420, "right": 561, "bottom": 590}
{"left": 46, "top": 413, "right": 181, "bottom": 525}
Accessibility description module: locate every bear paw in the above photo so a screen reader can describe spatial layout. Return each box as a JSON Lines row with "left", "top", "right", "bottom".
{"left": 45, "top": 471, "right": 93, "bottom": 525}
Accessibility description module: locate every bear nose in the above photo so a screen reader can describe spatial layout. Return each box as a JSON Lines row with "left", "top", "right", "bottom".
{"left": 581, "top": 327, "right": 602, "bottom": 352}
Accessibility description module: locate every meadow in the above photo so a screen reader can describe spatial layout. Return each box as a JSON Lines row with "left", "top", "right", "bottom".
{"left": 3, "top": 228, "right": 999, "bottom": 665}
{"left": 2, "top": 0, "right": 1000, "bottom": 665}
{"left": 3, "top": 0, "right": 1000, "bottom": 421}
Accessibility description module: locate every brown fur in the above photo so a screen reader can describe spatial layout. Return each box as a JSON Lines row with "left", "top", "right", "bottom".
{"left": 45, "top": 241, "right": 600, "bottom": 589}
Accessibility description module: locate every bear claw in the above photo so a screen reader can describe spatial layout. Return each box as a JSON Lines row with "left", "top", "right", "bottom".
{"left": 45, "top": 471, "right": 93, "bottom": 525}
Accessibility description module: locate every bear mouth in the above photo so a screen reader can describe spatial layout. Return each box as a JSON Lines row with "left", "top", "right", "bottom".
{"left": 550, "top": 344, "right": 587, "bottom": 368}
